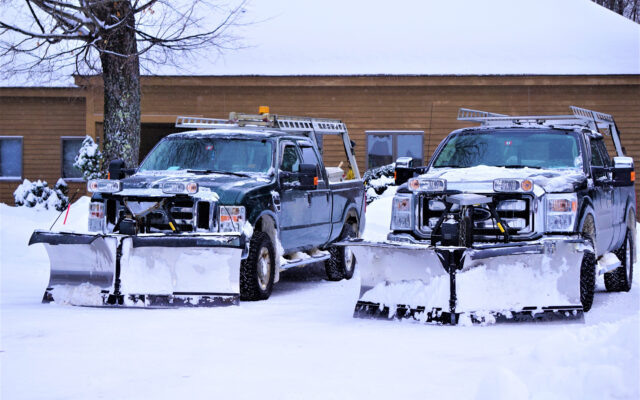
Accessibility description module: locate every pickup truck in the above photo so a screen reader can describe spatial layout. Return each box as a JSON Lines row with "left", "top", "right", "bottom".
{"left": 30, "top": 111, "right": 365, "bottom": 306}
{"left": 383, "top": 107, "right": 635, "bottom": 314}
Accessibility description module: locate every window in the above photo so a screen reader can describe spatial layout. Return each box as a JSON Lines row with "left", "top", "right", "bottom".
{"left": 61, "top": 137, "right": 84, "bottom": 179}
{"left": 280, "top": 145, "right": 300, "bottom": 173}
{"left": 0, "top": 136, "right": 23, "bottom": 180}
{"left": 366, "top": 131, "right": 424, "bottom": 169}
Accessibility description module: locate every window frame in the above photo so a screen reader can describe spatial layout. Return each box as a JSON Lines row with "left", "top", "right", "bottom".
{"left": 0, "top": 136, "right": 24, "bottom": 181}
{"left": 365, "top": 130, "right": 424, "bottom": 170}
{"left": 60, "top": 136, "right": 86, "bottom": 181}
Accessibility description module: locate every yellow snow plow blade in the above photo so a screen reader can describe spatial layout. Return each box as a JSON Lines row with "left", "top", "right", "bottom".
{"left": 29, "top": 231, "right": 245, "bottom": 307}
{"left": 345, "top": 238, "right": 589, "bottom": 324}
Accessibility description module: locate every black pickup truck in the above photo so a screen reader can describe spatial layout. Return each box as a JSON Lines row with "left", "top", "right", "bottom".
{"left": 30, "top": 112, "right": 365, "bottom": 306}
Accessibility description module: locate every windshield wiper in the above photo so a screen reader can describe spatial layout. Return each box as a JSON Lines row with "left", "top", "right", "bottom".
{"left": 433, "top": 165, "right": 464, "bottom": 168}
{"left": 493, "top": 165, "right": 542, "bottom": 169}
{"left": 186, "top": 169, "right": 250, "bottom": 177}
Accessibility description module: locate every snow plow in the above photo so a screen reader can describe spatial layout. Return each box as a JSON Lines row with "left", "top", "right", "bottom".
{"left": 30, "top": 231, "right": 245, "bottom": 307}
{"left": 344, "top": 106, "right": 635, "bottom": 325}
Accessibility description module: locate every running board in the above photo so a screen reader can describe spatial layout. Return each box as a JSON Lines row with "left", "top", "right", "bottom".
{"left": 280, "top": 253, "right": 330, "bottom": 270}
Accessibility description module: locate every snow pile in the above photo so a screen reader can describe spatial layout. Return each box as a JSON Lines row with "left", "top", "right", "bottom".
{"left": 73, "top": 136, "right": 104, "bottom": 180}
{"left": 362, "top": 185, "right": 396, "bottom": 242}
{"left": 13, "top": 178, "right": 69, "bottom": 211}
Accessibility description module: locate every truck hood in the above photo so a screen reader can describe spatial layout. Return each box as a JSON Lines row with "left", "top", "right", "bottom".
{"left": 116, "top": 171, "right": 274, "bottom": 203}
{"left": 422, "top": 165, "right": 586, "bottom": 193}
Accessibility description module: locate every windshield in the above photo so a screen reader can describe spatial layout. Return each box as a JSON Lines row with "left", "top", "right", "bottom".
{"left": 139, "top": 137, "right": 273, "bottom": 173}
{"left": 432, "top": 130, "right": 582, "bottom": 170}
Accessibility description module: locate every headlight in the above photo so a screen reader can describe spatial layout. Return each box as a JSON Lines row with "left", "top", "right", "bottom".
{"left": 88, "top": 202, "right": 105, "bottom": 232}
{"left": 162, "top": 181, "right": 198, "bottom": 194}
{"left": 390, "top": 195, "right": 413, "bottom": 231}
{"left": 545, "top": 193, "right": 577, "bottom": 232}
{"left": 497, "top": 199, "right": 527, "bottom": 211}
{"left": 408, "top": 178, "right": 446, "bottom": 192}
{"left": 219, "top": 205, "right": 246, "bottom": 232}
{"left": 87, "top": 179, "right": 122, "bottom": 193}
{"left": 493, "top": 179, "right": 533, "bottom": 192}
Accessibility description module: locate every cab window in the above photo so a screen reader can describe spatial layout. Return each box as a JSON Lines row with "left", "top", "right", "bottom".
{"left": 280, "top": 145, "right": 300, "bottom": 173}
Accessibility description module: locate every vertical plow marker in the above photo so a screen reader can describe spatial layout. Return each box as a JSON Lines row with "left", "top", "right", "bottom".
{"left": 29, "top": 231, "right": 245, "bottom": 307}
{"left": 344, "top": 239, "right": 586, "bottom": 324}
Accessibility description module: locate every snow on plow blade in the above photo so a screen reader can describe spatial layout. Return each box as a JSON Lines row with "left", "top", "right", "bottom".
{"left": 344, "top": 238, "right": 587, "bottom": 325}
{"left": 29, "top": 231, "right": 245, "bottom": 307}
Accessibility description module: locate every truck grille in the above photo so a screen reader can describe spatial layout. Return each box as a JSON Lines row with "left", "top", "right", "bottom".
{"left": 420, "top": 194, "right": 534, "bottom": 240}
{"left": 112, "top": 198, "right": 214, "bottom": 233}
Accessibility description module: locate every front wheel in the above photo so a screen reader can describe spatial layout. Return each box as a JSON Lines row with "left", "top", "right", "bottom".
{"left": 605, "top": 225, "right": 634, "bottom": 292}
{"left": 240, "top": 232, "right": 275, "bottom": 301}
{"left": 325, "top": 224, "right": 357, "bottom": 281}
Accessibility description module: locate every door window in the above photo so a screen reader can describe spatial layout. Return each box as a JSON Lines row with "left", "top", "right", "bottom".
{"left": 281, "top": 145, "right": 300, "bottom": 173}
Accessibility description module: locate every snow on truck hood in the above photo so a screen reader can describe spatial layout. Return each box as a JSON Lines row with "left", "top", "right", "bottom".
{"left": 422, "top": 165, "right": 586, "bottom": 193}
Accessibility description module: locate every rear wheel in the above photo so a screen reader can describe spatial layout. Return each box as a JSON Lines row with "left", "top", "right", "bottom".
{"left": 326, "top": 223, "right": 358, "bottom": 281}
{"left": 240, "top": 232, "right": 275, "bottom": 301}
{"left": 580, "top": 214, "right": 597, "bottom": 312}
{"left": 605, "top": 221, "right": 635, "bottom": 292}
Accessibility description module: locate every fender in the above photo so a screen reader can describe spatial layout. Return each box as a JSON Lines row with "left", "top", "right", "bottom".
{"left": 327, "top": 204, "right": 361, "bottom": 244}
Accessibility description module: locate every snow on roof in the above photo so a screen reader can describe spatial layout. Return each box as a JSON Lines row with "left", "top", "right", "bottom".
{"left": 1, "top": 0, "right": 639, "bottom": 87}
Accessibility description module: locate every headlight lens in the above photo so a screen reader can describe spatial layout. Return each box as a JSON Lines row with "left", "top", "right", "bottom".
{"left": 87, "top": 179, "right": 122, "bottom": 193}
{"left": 546, "top": 193, "right": 578, "bottom": 232}
{"left": 219, "top": 205, "right": 246, "bottom": 232}
{"left": 494, "top": 179, "right": 533, "bottom": 192}
{"left": 162, "top": 181, "right": 199, "bottom": 194}
{"left": 390, "top": 195, "right": 413, "bottom": 231}
{"left": 408, "top": 178, "right": 446, "bottom": 192}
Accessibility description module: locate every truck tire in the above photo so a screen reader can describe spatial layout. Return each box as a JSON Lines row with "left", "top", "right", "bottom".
{"left": 325, "top": 224, "right": 357, "bottom": 281}
{"left": 240, "top": 232, "right": 275, "bottom": 301}
{"left": 580, "top": 214, "right": 597, "bottom": 312}
{"left": 605, "top": 226, "right": 634, "bottom": 292}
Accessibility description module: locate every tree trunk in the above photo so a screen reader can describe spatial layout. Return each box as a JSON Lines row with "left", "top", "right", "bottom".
{"left": 99, "top": 1, "right": 140, "bottom": 169}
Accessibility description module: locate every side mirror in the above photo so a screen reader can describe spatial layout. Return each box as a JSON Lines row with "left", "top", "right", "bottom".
{"left": 612, "top": 157, "right": 635, "bottom": 187}
{"left": 298, "top": 164, "right": 318, "bottom": 189}
{"left": 280, "top": 164, "right": 318, "bottom": 190}
{"left": 591, "top": 166, "right": 611, "bottom": 186}
{"left": 108, "top": 159, "right": 126, "bottom": 180}
{"left": 395, "top": 157, "right": 414, "bottom": 168}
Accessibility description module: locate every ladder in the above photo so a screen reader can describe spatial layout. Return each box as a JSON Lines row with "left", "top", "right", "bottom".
{"left": 175, "top": 112, "right": 360, "bottom": 179}
{"left": 457, "top": 106, "right": 624, "bottom": 156}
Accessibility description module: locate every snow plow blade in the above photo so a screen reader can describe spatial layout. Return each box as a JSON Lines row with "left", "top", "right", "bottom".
{"left": 29, "top": 231, "right": 246, "bottom": 307}
{"left": 343, "top": 238, "right": 588, "bottom": 325}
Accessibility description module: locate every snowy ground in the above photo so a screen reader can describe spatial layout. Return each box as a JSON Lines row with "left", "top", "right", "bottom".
{"left": 1, "top": 191, "right": 639, "bottom": 400}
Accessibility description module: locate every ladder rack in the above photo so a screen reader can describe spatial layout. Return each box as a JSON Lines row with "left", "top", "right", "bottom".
{"left": 175, "top": 112, "right": 360, "bottom": 179}
{"left": 457, "top": 106, "right": 624, "bottom": 156}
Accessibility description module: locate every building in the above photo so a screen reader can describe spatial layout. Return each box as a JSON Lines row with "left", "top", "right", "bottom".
{"left": 1, "top": 0, "right": 639, "bottom": 204}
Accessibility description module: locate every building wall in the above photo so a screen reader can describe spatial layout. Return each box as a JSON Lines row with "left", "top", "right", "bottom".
{"left": 0, "top": 92, "right": 86, "bottom": 204}
{"left": 2, "top": 75, "right": 640, "bottom": 206}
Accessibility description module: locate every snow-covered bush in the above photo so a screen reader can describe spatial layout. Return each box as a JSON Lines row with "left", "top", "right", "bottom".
{"left": 73, "top": 136, "right": 104, "bottom": 180}
{"left": 13, "top": 178, "right": 69, "bottom": 211}
{"left": 363, "top": 163, "right": 396, "bottom": 203}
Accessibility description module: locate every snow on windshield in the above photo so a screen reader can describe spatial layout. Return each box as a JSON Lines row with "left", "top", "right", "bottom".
{"left": 432, "top": 130, "right": 582, "bottom": 170}
{"left": 139, "top": 137, "right": 273, "bottom": 174}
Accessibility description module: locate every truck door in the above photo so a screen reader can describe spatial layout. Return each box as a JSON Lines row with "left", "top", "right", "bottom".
{"left": 595, "top": 138, "right": 625, "bottom": 249}
{"left": 278, "top": 143, "right": 311, "bottom": 252}
{"left": 299, "top": 143, "right": 332, "bottom": 246}
{"left": 589, "top": 138, "right": 614, "bottom": 254}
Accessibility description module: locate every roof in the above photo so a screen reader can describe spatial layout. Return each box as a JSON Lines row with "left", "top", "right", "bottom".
{"left": 1, "top": 0, "right": 639, "bottom": 87}
{"left": 167, "top": 128, "right": 305, "bottom": 140}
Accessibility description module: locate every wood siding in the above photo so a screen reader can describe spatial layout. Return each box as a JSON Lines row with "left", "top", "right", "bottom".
{"left": 2, "top": 75, "right": 639, "bottom": 209}
{"left": 0, "top": 95, "right": 86, "bottom": 204}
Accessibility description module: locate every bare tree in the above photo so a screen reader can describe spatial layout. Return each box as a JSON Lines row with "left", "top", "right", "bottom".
{"left": 0, "top": 0, "right": 247, "bottom": 168}
{"left": 592, "top": 0, "right": 640, "bottom": 23}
